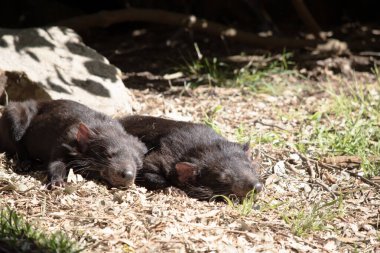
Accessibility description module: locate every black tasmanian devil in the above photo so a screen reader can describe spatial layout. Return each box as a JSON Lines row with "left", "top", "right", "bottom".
{"left": 0, "top": 99, "right": 147, "bottom": 188}
{"left": 119, "top": 115, "right": 263, "bottom": 200}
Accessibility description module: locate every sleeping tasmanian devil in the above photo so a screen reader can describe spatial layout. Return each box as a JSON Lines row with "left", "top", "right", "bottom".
{"left": 0, "top": 99, "right": 147, "bottom": 188}
{"left": 119, "top": 115, "right": 263, "bottom": 200}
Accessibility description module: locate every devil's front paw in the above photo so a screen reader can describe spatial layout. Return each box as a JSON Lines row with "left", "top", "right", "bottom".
{"left": 15, "top": 160, "right": 33, "bottom": 172}
{"left": 47, "top": 179, "right": 65, "bottom": 190}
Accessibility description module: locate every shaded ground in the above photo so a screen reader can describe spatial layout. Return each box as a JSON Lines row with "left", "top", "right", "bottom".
{"left": 1, "top": 24, "right": 380, "bottom": 252}
{"left": 84, "top": 24, "right": 380, "bottom": 91}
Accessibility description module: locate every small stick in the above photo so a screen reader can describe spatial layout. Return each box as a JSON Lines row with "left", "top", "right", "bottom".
{"left": 294, "top": 150, "right": 380, "bottom": 189}
{"left": 318, "top": 161, "right": 380, "bottom": 189}
{"left": 253, "top": 119, "right": 289, "bottom": 132}
{"left": 310, "top": 178, "right": 336, "bottom": 198}
{"left": 301, "top": 154, "right": 316, "bottom": 179}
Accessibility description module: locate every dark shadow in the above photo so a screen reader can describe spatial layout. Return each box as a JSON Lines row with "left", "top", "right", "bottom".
{"left": 81, "top": 24, "right": 380, "bottom": 92}
{"left": 83, "top": 60, "right": 119, "bottom": 82}
{"left": 71, "top": 78, "right": 110, "bottom": 97}
{"left": 6, "top": 28, "right": 56, "bottom": 52}
{"left": 66, "top": 41, "right": 105, "bottom": 61}
{"left": 0, "top": 154, "right": 49, "bottom": 187}
{"left": 0, "top": 38, "right": 8, "bottom": 47}
{"left": 54, "top": 66, "right": 70, "bottom": 85}
{"left": 46, "top": 78, "right": 71, "bottom": 94}
{"left": 123, "top": 75, "right": 171, "bottom": 91}
{"left": 24, "top": 50, "right": 40, "bottom": 62}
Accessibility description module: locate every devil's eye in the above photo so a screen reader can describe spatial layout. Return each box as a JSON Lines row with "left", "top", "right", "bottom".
{"left": 105, "top": 151, "right": 116, "bottom": 158}
{"left": 219, "top": 173, "right": 227, "bottom": 181}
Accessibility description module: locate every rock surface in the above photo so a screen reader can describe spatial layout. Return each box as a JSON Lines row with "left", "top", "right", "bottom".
{"left": 0, "top": 26, "right": 135, "bottom": 115}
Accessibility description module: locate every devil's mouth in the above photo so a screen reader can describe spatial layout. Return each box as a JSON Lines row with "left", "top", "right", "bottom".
{"left": 100, "top": 172, "right": 133, "bottom": 188}
{"left": 231, "top": 189, "right": 251, "bottom": 198}
{"left": 106, "top": 178, "right": 133, "bottom": 188}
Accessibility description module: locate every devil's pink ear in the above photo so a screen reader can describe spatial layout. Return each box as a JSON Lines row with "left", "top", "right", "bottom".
{"left": 76, "top": 123, "right": 90, "bottom": 152}
{"left": 175, "top": 162, "right": 198, "bottom": 183}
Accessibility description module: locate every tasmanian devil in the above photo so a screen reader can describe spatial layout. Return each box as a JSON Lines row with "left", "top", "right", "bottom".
{"left": 0, "top": 99, "right": 147, "bottom": 188}
{"left": 118, "top": 115, "right": 263, "bottom": 200}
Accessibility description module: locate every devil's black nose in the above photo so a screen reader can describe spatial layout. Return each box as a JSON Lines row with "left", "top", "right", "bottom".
{"left": 253, "top": 181, "right": 263, "bottom": 193}
{"left": 247, "top": 180, "right": 263, "bottom": 193}
{"left": 121, "top": 171, "right": 135, "bottom": 181}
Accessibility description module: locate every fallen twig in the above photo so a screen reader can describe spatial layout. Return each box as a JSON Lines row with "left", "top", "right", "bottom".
{"left": 298, "top": 153, "right": 316, "bottom": 179}
{"left": 253, "top": 119, "right": 290, "bottom": 131}
{"left": 318, "top": 161, "right": 380, "bottom": 189}
{"left": 322, "top": 155, "right": 380, "bottom": 168}
{"left": 276, "top": 231, "right": 325, "bottom": 251}
{"left": 292, "top": 150, "right": 380, "bottom": 189}
{"left": 310, "top": 178, "right": 336, "bottom": 198}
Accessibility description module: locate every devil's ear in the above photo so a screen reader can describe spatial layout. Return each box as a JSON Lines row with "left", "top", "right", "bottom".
{"left": 242, "top": 141, "right": 253, "bottom": 159}
{"left": 76, "top": 123, "right": 90, "bottom": 152}
{"left": 242, "top": 141, "right": 250, "bottom": 152}
{"left": 175, "top": 162, "right": 199, "bottom": 183}
{"left": 139, "top": 141, "right": 148, "bottom": 155}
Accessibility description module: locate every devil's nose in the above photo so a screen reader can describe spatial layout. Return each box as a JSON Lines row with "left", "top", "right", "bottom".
{"left": 253, "top": 181, "right": 263, "bottom": 193}
{"left": 121, "top": 171, "right": 135, "bottom": 181}
{"left": 247, "top": 181, "right": 263, "bottom": 193}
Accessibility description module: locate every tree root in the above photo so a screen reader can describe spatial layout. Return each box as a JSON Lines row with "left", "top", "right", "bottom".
{"left": 291, "top": 0, "right": 324, "bottom": 39}
{"left": 55, "top": 7, "right": 319, "bottom": 49}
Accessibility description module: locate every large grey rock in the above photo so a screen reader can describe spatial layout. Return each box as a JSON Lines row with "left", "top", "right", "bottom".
{"left": 0, "top": 26, "right": 135, "bottom": 115}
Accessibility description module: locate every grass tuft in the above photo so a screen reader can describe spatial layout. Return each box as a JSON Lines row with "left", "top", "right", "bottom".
{"left": 235, "top": 124, "right": 286, "bottom": 148}
{"left": 203, "top": 105, "right": 223, "bottom": 134}
{"left": 234, "top": 51, "right": 298, "bottom": 94}
{"left": 0, "top": 207, "right": 82, "bottom": 253}
{"left": 179, "top": 45, "right": 298, "bottom": 94}
{"left": 282, "top": 195, "right": 344, "bottom": 237}
{"left": 213, "top": 190, "right": 258, "bottom": 216}
{"left": 295, "top": 80, "right": 380, "bottom": 176}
